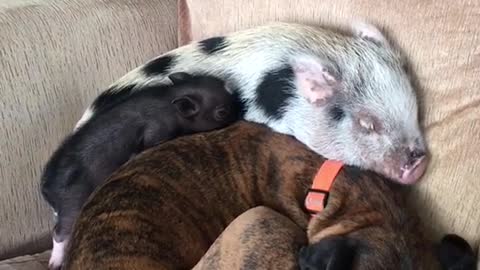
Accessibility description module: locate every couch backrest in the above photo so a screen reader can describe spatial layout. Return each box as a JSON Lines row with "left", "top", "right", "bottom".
{"left": 0, "top": 0, "right": 178, "bottom": 259}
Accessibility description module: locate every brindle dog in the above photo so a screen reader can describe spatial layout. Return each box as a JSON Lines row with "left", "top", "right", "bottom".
{"left": 194, "top": 207, "right": 476, "bottom": 270}
{"left": 64, "top": 121, "right": 472, "bottom": 270}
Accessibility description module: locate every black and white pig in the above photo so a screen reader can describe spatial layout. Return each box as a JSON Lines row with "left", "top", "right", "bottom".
{"left": 75, "top": 21, "right": 429, "bottom": 186}
{"left": 40, "top": 72, "right": 240, "bottom": 270}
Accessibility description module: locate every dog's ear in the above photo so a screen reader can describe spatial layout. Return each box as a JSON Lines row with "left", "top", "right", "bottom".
{"left": 298, "top": 236, "right": 356, "bottom": 270}
{"left": 436, "top": 234, "right": 476, "bottom": 270}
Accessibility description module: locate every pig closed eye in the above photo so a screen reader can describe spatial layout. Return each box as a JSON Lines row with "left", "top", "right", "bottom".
{"left": 355, "top": 112, "right": 383, "bottom": 134}
{"left": 214, "top": 107, "right": 229, "bottom": 120}
{"left": 359, "top": 118, "right": 376, "bottom": 133}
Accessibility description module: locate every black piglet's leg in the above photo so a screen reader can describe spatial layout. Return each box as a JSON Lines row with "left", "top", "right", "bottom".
{"left": 49, "top": 184, "right": 92, "bottom": 270}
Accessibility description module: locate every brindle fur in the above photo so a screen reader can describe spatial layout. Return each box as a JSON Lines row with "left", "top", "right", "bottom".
{"left": 64, "top": 121, "right": 437, "bottom": 270}
{"left": 193, "top": 206, "right": 306, "bottom": 270}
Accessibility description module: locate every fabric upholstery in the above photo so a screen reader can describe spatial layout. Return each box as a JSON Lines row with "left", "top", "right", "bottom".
{"left": 1, "top": 0, "right": 478, "bottom": 264}
{"left": 0, "top": 0, "right": 178, "bottom": 259}
{"left": 0, "top": 251, "right": 49, "bottom": 270}
{"left": 180, "top": 0, "right": 480, "bottom": 250}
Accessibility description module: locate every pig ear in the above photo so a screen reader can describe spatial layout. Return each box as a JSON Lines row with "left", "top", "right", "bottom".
{"left": 169, "top": 72, "right": 193, "bottom": 84}
{"left": 351, "top": 21, "right": 388, "bottom": 45}
{"left": 291, "top": 55, "right": 341, "bottom": 106}
{"left": 172, "top": 95, "right": 200, "bottom": 118}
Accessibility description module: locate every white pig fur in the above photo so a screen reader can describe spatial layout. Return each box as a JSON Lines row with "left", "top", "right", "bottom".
{"left": 74, "top": 22, "right": 428, "bottom": 185}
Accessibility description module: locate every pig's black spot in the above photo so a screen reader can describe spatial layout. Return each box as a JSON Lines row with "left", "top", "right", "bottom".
{"left": 255, "top": 66, "right": 295, "bottom": 120}
{"left": 93, "top": 55, "right": 176, "bottom": 114}
{"left": 329, "top": 105, "right": 345, "bottom": 121}
{"left": 91, "top": 84, "right": 137, "bottom": 114}
{"left": 142, "top": 54, "right": 176, "bottom": 76}
{"left": 198, "top": 36, "right": 228, "bottom": 55}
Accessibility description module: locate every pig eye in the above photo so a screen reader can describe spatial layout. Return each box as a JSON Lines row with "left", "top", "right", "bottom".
{"left": 359, "top": 118, "right": 376, "bottom": 133}
{"left": 214, "top": 107, "right": 229, "bottom": 120}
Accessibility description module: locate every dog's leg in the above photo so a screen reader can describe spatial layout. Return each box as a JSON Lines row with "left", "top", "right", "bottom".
{"left": 193, "top": 206, "right": 307, "bottom": 270}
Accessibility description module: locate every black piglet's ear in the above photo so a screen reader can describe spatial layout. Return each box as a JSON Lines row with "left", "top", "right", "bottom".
{"left": 168, "top": 72, "right": 193, "bottom": 84}
{"left": 172, "top": 95, "right": 200, "bottom": 118}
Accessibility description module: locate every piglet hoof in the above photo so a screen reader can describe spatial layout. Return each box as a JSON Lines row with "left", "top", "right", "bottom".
{"left": 49, "top": 239, "right": 66, "bottom": 270}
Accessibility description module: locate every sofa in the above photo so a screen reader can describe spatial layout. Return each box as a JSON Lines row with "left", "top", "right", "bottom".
{"left": 0, "top": 0, "right": 478, "bottom": 268}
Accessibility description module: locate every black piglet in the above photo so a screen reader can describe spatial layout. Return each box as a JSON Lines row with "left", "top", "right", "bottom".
{"left": 40, "top": 72, "right": 240, "bottom": 270}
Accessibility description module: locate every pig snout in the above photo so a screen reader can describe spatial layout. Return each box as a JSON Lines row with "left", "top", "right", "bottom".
{"left": 399, "top": 149, "right": 428, "bottom": 185}
{"left": 386, "top": 146, "right": 428, "bottom": 185}
{"left": 377, "top": 146, "right": 429, "bottom": 185}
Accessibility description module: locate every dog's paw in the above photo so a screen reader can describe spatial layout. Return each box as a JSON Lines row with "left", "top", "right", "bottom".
{"left": 436, "top": 234, "right": 476, "bottom": 270}
{"left": 298, "top": 236, "right": 356, "bottom": 270}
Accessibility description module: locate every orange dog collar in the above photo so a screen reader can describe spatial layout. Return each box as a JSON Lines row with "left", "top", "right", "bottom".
{"left": 305, "top": 160, "right": 343, "bottom": 216}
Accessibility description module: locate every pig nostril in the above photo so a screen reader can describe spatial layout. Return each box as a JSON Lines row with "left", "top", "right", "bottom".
{"left": 409, "top": 149, "right": 425, "bottom": 160}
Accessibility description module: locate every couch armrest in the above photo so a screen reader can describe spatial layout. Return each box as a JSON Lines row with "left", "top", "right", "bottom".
{"left": 0, "top": 0, "right": 177, "bottom": 259}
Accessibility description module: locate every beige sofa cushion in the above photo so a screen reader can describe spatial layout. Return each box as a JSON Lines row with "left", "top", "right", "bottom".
{"left": 0, "top": 251, "right": 49, "bottom": 270}
{"left": 180, "top": 0, "right": 480, "bottom": 250}
{"left": 0, "top": 0, "right": 178, "bottom": 259}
